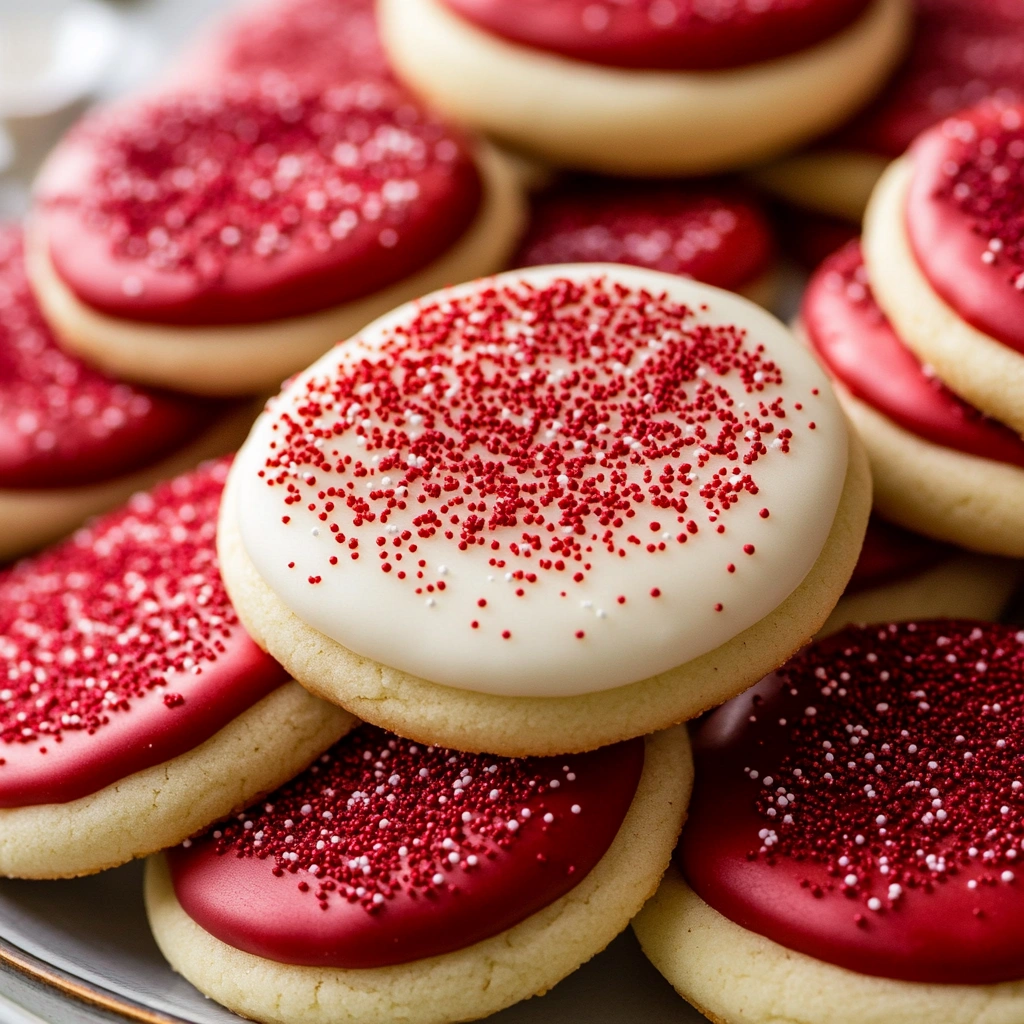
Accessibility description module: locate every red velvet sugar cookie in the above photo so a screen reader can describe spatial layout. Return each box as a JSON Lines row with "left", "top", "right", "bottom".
{"left": 219, "top": 264, "right": 870, "bottom": 757}
{"left": 864, "top": 99, "right": 1024, "bottom": 437}
{"left": 0, "top": 224, "right": 253, "bottom": 560}
{"left": 378, "top": 0, "right": 910, "bottom": 176}
{"left": 28, "top": 80, "right": 525, "bottom": 397}
{"left": 635, "top": 620, "right": 1024, "bottom": 1024}
{"left": 802, "top": 239, "right": 1024, "bottom": 558}
{"left": 146, "top": 723, "right": 692, "bottom": 1024}
{"left": 0, "top": 458, "right": 355, "bottom": 879}
{"left": 757, "top": 0, "right": 1024, "bottom": 221}
{"left": 514, "top": 179, "right": 779, "bottom": 306}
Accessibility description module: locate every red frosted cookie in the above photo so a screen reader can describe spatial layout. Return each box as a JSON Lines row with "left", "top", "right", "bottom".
{"left": 0, "top": 224, "right": 250, "bottom": 560}
{"left": 29, "top": 80, "right": 524, "bottom": 396}
{"left": 0, "top": 458, "right": 354, "bottom": 879}
{"left": 146, "top": 723, "right": 692, "bottom": 1024}
{"left": 803, "top": 239, "right": 1024, "bottom": 559}
{"left": 514, "top": 179, "right": 777, "bottom": 304}
{"left": 637, "top": 622, "right": 1024, "bottom": 1024}
{"left": 378, "top": 0, "right": 909, "bottom": 175}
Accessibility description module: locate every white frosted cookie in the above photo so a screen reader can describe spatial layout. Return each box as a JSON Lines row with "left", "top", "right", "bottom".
{"left": 221, "top": 264, "right": 870, "bottom": 756}
{"left": 147, "top": 724, "right": 692, "bottom": 1024}
{"left": 0, "top": 459, "right": 354, "bottom": 879}
{"left": 29, "top": 82, "right": 524, "bottom": 397}
{"left": 635, "top": 621, "right": 1024, "bottom": 1023}
{"left": 378, "top": 0, "right": 909, "bottom": 176}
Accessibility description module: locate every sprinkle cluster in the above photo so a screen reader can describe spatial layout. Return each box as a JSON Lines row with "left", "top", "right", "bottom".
{"left": 747, "top": 622, "right": 1024, "bottom": 916}
{"left": 937, "top": 105, "right": 1024, "bottom": 290}
{"left": 51, "top": 80, "right": 468, "bottom": 290}
{"left": 0, "top": 460, "right": 237, "bottom": 750}
{"left": 201, "top": 726, "right": 590, "bottom": 913}
{"left": 260, "top": 276, "right": 796, "bottom": 630}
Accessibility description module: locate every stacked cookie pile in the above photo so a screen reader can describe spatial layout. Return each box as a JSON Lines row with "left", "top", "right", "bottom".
{"left": 1, "top": 1, "right": 1023, "bottom": 1023}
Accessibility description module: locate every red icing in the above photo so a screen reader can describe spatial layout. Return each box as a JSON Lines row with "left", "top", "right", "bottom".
{"left": 168, "top": 726, "right": 644, "bottom": 967}
{"left": 0, "top": 225, "right": 226, "bottom": 489}
{"left": 682, "top": 621, "right": 1024, "bottom": 985}
{"left": 905, "top": 100, "right": 1024, "bottom": 353}
{"left": 514, "top": 180, "right": 775, "bottom": 292}
{"left": 804, "top": 240, "right": 1024, "bottom": 467}
{"left": 847, "top": 516, "right": 951, "bottom": 595}
{"left": 258, "top": 275, "right": 812, "bottom": 639}
{"left": 0, "top": 459, "right": 288, "bottom": 806}
{"left": 837, "top": 0, "right": 1024, "bottom": 158}
{"left": 441, "top": 0, "right": 871, "bottom": 71}
{"left": 35, "top": 81, "right": 482, "bottom": 326}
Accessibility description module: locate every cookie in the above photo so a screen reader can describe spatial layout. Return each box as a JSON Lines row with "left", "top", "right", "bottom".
{"left": 864, "top": 100, "right": 1024, "bottom": 436}
{"left": 146, "top": 722, "right": 691, "bottom": 1024}
{"left": 635, "top": 620, "right": 1024, "bottom": 1024}
{"left": 0, "top": 458, "right": 355, "bottom": 879}
{"left": 820, "top": 516, "right": 1020, "bottom": 636}
{"left": 378, "top": 0, "right": 910, "bottom": 176}
{"left": 756, "top": 0, "right": 1024, "bottom": 221}
{"left": 803, "top": 239, "right": 1024, "bottom": 557}
{"left": 28, "top": 80, "right": 525, "bottom": 397}
{"left": 220, "top": 264, "right": 871, "bottom": 757}
{"left": 0, "top": 224, "right": 253, "bottom": 561}
{"left": 514, "top": 178, "right": 779, "bottom": 306}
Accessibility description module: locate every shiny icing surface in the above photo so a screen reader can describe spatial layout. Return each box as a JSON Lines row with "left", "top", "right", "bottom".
{"left": 803, "top": 240, "right": 1024, "bottom": 467}
{"left": 234, "top": 265, "right": 847, "bottom": 698}
{"left": 0, "top": 459, "right": 288, "bottom": 807}
{"left": 441, "top": 0, "right": 871, "bottom": 71}
{"left": 0, "top": 225, "right": 224, "bottom": 489}
{"left": 682, "top": 621, "right": 1024, "bottom": 985}
{"left": 169, "top": 726, "right": 644, "bottom": 967}
{"left": 906, "top": 100, "right": 1024, "bottom": 354}
{"left": 515, "top": 179, "right": 775, "bottom": 292}
{"left": 847, "top": 516, "right": 951, "bottom": 595}
{"left": 838, "top": 0, "right": 1024, "bottom": 158}
{"left": 35, "top": 81, "right": 482, "bottom": 326}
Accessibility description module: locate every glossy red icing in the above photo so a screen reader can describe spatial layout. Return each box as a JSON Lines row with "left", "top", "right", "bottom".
{"left": 905, "top": 100, "right": 1024, "bottom": 353}
{"left": 847, "top": 516, "right": 951, "bottom": 594}
{"left": 35, "top": 82, "right": 482, "bottom": 326}
{"left": 837, "top": 0, "right": 1024, "bottom": 158}
{"left": 0, "top": 225, "right": 225, "bottom": 489}
{"left": 514, "top": 180, "right": 775, "bottom": 292}
{"left": 169, "top": 727, "right": 644, "bottom": 967}
{"left": 0, "top": 459, "right": 288, "bottom": 806}
{"left": 682, "top": 621, "right": 1024, "bottom": 985}
{"left": 442, "top": 0, "right": 871, "bottom": 71}
{"left": 803, "top": 240, "right": 1024, "bottom": 466}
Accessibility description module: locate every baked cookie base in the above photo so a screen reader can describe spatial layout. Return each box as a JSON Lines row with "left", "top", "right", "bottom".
{"left": 0, "top": 400, "right": 259, "bottom": 562}
{"left": 145, "top": 725, "right": 692, "bottom": 1024}
{"left": 864, "top": 157, "right": 1024, "bottom": 437}
{"left": 633, "top": 868, "right": 1024, "bottom": 1024}
{"left": 0, "top": 683, "right": 355, "bottom": 879}
{"left": 217, "top": 431, "right": 871, "bottom": 757}
{"left": 379, "top": 0, "right": 910, "bottom": 176}
{"left": 26, "top": 144, "right": 525, "bottom": 397}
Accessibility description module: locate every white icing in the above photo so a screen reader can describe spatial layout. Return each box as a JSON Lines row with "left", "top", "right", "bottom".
{"left": 233, "top": 264, "right": 847, "bottom": 697}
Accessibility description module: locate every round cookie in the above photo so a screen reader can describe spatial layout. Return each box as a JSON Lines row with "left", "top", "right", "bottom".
{"left": 864, "top": 100, "right": 1024, "bottom": 436}
{"left": 635, "top": 620, "right": 1024, "bottom": 1023}
{"left": 28, "top": 81, "right": 525, "bottom": 397}
{"left": 819, "top": 516, "right": 1020, "bottom": 636}
{"left": 0, "top": 458, "right": 355, "bottom": 879}
{"left": 147, "top": 722, "right": 692, "bottom": 1024}
{"left": 0, "top": 224, "right": 254, "bottom": 561}
{"left": 220, "top": 264, "right": 871, "bottom": 757}
{"left": 803, "top": 239, "right": 1024, "bottom": 557}
{"left": 755, "top": 0, "right": 1024, "bottom": 221}
{"left": 378, "top": 0, "right": 911, "bottom": 176}
{"left": 514, "top": 178, "right": 779, "bottom": 306}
